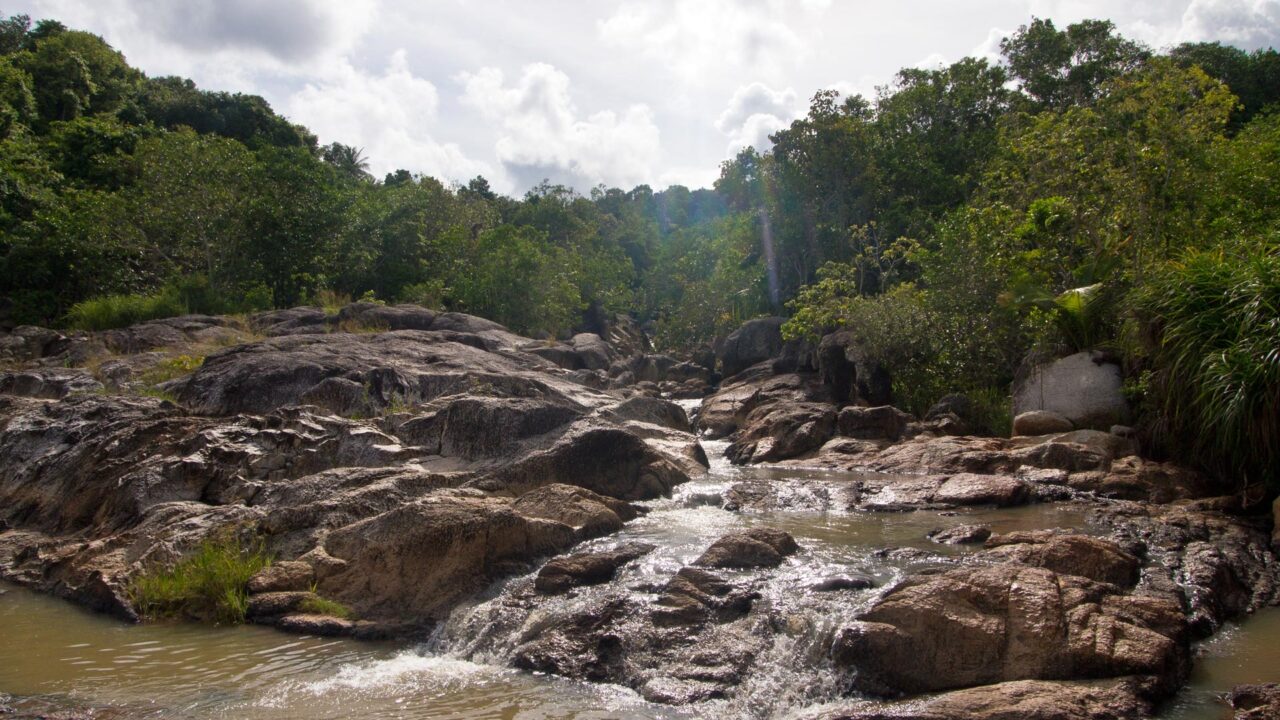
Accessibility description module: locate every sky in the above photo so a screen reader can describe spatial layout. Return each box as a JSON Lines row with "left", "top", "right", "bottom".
{"left": 8, "top": 0, "right": 1280, "bottom": 195}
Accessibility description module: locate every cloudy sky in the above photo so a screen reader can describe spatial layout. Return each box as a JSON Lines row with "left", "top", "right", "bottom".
{"left": 10, "top": 0, "right": 1280, "bottom": 194}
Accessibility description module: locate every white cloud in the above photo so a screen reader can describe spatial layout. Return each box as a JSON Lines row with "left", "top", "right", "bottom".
{"left": 715, "top": 82, "right": 802, "bottom": 154}
{"left": 598, "top": 0, "right": 828, "bottom": 84}
{"left": 458, "top": 63, "right": 661, "bottom": 192}
{"left": 1177, "top": 0, "right": 1280, "bottom": 49}
{"left": 286, "top": 51, "right": 493, "bottom": 184}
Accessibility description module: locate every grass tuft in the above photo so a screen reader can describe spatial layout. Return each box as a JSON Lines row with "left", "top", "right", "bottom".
{"left": 129, "top": 532, "right": 271, "bottom": 624}
{"left": 298, "top": 595, "right": 354, "bottom": 619}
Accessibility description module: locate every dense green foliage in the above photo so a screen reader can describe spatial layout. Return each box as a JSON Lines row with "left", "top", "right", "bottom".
{"left": 1130, "top": 246, "right": 1280, "bottom": 488}
{"left": 129, "top": 532, "right": 271, "bottom": 624}
{"left": 2, "top": 13, "right": 1278, "bottom": 486}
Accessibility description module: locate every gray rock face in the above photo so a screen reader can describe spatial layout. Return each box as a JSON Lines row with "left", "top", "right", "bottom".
{"left": 718, "top": 317, "right": 785, "bottom": 379}
{"left": 1013, "top": 351, "right": 1128, "bottom": 430}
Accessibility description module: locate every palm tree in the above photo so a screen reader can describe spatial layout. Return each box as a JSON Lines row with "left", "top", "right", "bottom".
{"left": 322, "top": 142, "right": 371, "bottom": 181}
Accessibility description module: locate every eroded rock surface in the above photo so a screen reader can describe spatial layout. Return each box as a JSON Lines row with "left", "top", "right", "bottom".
{"left": 0, "top": 305, "right": 702, "bottom": 632}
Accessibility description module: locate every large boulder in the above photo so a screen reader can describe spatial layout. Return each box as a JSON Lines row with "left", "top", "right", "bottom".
{"left": 693, "top": 528, "right": 799, "bottom": 569}
{"left": 1013, "top": 351, "right": 1128, "bottom": 430}
{"left": 1012, "top": 410, "right": 1074, "bottom": 437}
{"left": 817, "top": 330, "right": 892, "bottom": 405}
{"left": 817, "top": 678, "right": 1154, "bottom": 720}
{"left": 534, "top": 542, "right": 655, "bottom": 594}
{"left": 319, "top": 492, "right": 577, "bottom": 623}
{"left": 512, "top": 483, "right": 636, "bottom": 540}
{"left": 832, "top": 565, "right": 1188, "bottom": 697}
{"left": 983, "top": 532, "right": 1140, "bottom": 587}
{"left": 718, "top": 317, "right": 785, "bottom": 379}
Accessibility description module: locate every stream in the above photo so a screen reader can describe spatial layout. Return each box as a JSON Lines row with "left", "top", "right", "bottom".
{"left": 2, "top": 439, "right": 1276, "bottom": 719}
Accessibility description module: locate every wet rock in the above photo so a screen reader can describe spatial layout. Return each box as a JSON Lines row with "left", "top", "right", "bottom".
{"left": 274, "top": 613, "right": 359, "bottom": 637}
{"left": 983, "top": 532, "right": 1140, "bottom": 587}
{"left": 719, "top": 317, "right": 785, "bottom": 379}
{"left": 320, "top": 493, "right": 578, "bottom": 623}
{"left": 1065, "top": 456, "right": 1205, "bottom": 503}
{"left": 0, "top": 368, "right": 103, "bottom": 399}
{"left": 603, "top": 396, "right": 691, "bottom": 432}
{"left": 652, "top": 567, "right": 759, "bottom": 626}
{"left": 697, "top": 370, "right": 828, "bottom": 439}
{"left": 513, "top": 483, "right": 637, "bottom": 540}
{"left": 535, "top": 542, "right": 656, "bottom": 594}
{"left": 726, "top": 403, "right": 835, "bottom": 464}
{"left": 832, "top": 565, "right": 1188, "bottom": 697}
{"left": 837, "top": 406, "right": 914, "bottom": 442}
{"left": 811, "top": 574, "right": 876, "bottom": 592}
{"left": 473, "top": 423, "right": 690, "bottom": 501}
{"left": 929, "top": 524, "right": 992, "bottom": 545}
{"left": 1013, "top": 410, "right": 1074, "bottom": 436}
{"left": 1230, "top": 684, "right": 1280, "bottom": 720}
{"left": 816, "top": 677, "right": 1154, "bottom": 720}
{"left": 246, "top": 561, "right": 315, "bottom": 594}
{"left": 694, "top": 528, "right": 799, "bottom": 569}
{"left": 934, "top": 473, "right": 1030, "bottom": 507}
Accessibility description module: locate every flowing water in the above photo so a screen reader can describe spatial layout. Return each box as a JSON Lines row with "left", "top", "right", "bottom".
{"left": 2, "top": 438, "right": 1276, "bottom": 718}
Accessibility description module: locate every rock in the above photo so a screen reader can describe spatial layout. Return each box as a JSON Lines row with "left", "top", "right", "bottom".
{"left": 832, "top": 565, "right": 1188, "bottom": 697}
{"left": 718, "top": 317, "right": 785, "bottom": 379}
{"left": 0, "top": 368, "right": 102, "bottom": 399}
{"left": 726, "top": 403, "right": 836, "bottom": 464}
{"left": 513, "top": 484, "right": 636, "bottom": 540}
{"left": 837, "top": 406, "right": 913, "bottom": 442}
{"left": 811, "top": 574, "right": 875, "bottom": 592}
{"left": 1013, "top": 351, "right": 1128, "bottom": 430}
{"left": 247, "top": 591, "right": 317, "bottom": 620}
{"left": 274, "top": 613, "right": 359, "bottom": 637}
{"left": 535, "top": 542, "right": 655, "bottom": 594}
{"left": 817, "top": 677, "right": 1154, "bottom": 720}
{"left": 934, "top": 473, "right": 1031, "bottom": 507}
{"left": 1272, "top": 497, "right": 1280, "bottom": 552}
{"left": 1013, "top": 410, "right": 1074, "bottom": 436}
{"left": 604, "top": 396, "right": 691, "bottom": 433}
{"left": 336, "top": 302, "right": 438, "bottom": 331}
{"left": 818, "top": 330, "right": 893, "bottom": 406}
{"left": 319, "top": 493, "right": 577, "bottom": 623}
{"left": 694, "top": 528, "right": 799, "bottom": 569}
{"left": 473, "top": 423, "right": 690, "bottom": 501}
{"left": 246, "top": 561, "right": 315, "bottom": 594}
{"left": 1230, "top": 684, "right": 1280, "bottom": 720}
{"left": 927, "top": 394, "right": 974, "bottom": 423}
{"left": 983, "top": 532, "right": 1141, "bottom": 587}
{"left": 652, "top": 567, "right": 759, "bottom": 626}
{"left": 929, "top": 524, "right": 992, "bottom": 545}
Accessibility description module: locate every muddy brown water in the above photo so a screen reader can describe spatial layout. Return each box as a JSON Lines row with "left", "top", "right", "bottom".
{"left": 2, "top": 441, "right": 1276, "bottom": 718}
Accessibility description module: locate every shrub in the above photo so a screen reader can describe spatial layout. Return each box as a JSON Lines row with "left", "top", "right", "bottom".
{"left": 1129, "top": 243, "right": 1280, "bottom": 489}
{"left": 129, "top": 531, "right": 271, "bottom": 624}
{"left": 65, "top": 275, "right": 273, "bottom": 330}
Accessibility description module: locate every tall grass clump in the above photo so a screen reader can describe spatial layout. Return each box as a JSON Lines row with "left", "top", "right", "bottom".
{"left": 1129, "top": 244, "right": 1280, "bottom": 489}
{"left": 66, "top": 276, "right": 273, "bottom": 331}
{"left": 129, "top": 532, "right": 271, "bottom": 624}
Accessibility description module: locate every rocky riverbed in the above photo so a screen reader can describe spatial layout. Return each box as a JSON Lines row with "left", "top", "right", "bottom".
{"left": 1, "top": 307, "right": 1277, "bottom": 719}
